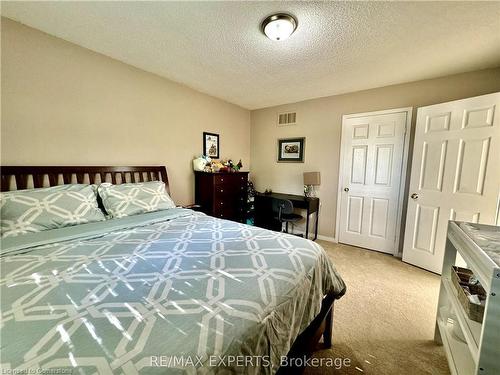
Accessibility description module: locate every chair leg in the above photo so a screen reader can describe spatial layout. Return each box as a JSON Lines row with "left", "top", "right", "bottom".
{"left": 285, "top": 222, "right": 289, "bottom": 233}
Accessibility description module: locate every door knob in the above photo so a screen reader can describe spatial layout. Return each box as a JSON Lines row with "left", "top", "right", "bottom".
{"left": 344, "top": 188, "right": 349, "bottom": 192}
{"left": 411, "top": 193, "right": 418, "bottom": 200}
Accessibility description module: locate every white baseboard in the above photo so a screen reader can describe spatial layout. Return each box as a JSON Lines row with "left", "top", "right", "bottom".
{"left": 289, "top": 228, "right": 338, "bottom": 243}
{"left": 317, "top": 235, "right": 337, "bottom": 243}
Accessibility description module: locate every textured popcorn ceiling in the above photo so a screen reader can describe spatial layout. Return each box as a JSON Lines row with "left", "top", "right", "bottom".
{"left": 2, "top": 1, "right": 500, "bottom": 109}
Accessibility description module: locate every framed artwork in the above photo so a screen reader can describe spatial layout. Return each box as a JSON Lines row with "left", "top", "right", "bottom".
{"left": 277, "top": 137, "right": 305, "bottom": 162}
{"left": 203, "top": 132, "right": 219, "bottom": 159}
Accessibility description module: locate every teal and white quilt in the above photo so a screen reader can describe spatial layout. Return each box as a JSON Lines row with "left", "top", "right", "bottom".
{"left": 0, "top": 209, "right": 345, "bottom": 374}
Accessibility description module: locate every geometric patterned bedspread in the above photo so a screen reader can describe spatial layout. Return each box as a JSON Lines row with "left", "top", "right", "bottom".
{"left": 0, "top": 209, "right": 345, "bottom": 374}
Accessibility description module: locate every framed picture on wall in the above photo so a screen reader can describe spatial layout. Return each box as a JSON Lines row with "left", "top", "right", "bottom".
{"left": 203, "top": 132, "right": 220, "bottom": 159}
{"left": 277, "top": 137, "right": 305, "bottom": 162}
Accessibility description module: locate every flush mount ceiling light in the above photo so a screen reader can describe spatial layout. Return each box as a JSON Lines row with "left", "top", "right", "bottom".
{"left": 261, "top": 13, "right": 298, "bottom": 41}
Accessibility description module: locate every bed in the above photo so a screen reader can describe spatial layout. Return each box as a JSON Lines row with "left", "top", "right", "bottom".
{"left": 0, "top": 166, "right": 346, "bottom": 374}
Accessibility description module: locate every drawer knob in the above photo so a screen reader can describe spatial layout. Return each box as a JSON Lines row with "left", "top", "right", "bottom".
{"left": 220, "top": 189, "right": 224, "bottom": 193}
{"left": 221, "top": 178, "right": 224, "bottom": 182}
{"left": 220, "top": 202, "right": 224, "bottom": 205}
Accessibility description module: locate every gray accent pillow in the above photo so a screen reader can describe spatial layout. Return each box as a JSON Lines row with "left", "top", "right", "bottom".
{"left": 1, "top": 184, "right": 106, "bottom": 238}
{"left": 97, "top": 181, "right": 176, "bottom": 218}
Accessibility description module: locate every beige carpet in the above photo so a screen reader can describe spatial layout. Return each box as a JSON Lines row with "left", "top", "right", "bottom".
{"left": 304, "top": 241, "right": 450, "bottom": 375}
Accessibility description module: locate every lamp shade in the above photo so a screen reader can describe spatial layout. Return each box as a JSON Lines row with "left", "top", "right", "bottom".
{"left": 303, "top": 172, "right": 321, "bottom": 186}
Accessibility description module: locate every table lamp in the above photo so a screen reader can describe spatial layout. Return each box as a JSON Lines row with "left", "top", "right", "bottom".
{"left": 303, "top": 172, "right": 321, "bottom": 197}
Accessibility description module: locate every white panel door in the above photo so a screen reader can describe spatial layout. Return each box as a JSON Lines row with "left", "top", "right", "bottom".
{"left": 339, "top": 109, "right": 409, "bottom": 253}
{"left": 402, "top": 92, "right": 500, "bottom": 274}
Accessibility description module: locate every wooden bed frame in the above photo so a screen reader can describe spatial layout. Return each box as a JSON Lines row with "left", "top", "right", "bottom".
{"left": 0, "top": 165, "right": 345, "bottom": 374}
{"left": 0, "top": 166, "right": 170, "bottom": 192}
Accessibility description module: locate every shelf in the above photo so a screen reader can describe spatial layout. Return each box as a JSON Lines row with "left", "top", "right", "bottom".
{"left": 437, "top": 318, "right": 476, "bottom": 375}
{"left": 448, "top": 222, "right": 498, "bottom": 291}
{"left": 439, "top": 221, "right": 500, "bottom": 375}
{"left": 441, "top": 278, "right": 481, "bottom": 362}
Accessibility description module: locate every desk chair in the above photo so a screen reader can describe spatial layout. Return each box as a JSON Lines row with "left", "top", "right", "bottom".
{"left": 272, "top": 198, "right": 303, "bottom": 235}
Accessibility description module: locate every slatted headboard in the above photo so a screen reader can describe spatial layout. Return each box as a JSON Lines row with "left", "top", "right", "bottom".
{"left": 0, "top": 166, "right": 170, "bottom": 193}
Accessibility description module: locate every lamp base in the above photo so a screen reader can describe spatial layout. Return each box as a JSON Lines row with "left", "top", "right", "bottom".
{"left": 304, "top": 185, "right": 316, "bottom": 198}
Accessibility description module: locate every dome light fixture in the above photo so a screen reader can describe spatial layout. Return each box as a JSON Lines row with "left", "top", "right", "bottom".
{"left": 261, "top": 13, "right": 298, "bottom": 41}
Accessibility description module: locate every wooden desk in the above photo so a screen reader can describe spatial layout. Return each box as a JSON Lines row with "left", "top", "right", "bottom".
{"left": 254, "top": 192, "right": 319, "bottom": 240}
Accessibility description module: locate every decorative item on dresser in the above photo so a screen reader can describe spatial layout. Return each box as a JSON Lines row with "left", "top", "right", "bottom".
{"left": 194, "top": 171, "right": 249, "bottom": 222}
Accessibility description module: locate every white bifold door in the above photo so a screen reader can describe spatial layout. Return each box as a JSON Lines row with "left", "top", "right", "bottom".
{"left": 403, "top": 92, "right": 500, "bottom": 274}
{"left": 338, "top": 109, "right": 411, "bottom": 254}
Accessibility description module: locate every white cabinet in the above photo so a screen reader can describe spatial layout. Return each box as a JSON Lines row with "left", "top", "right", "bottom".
{"left": 435, "top": 221, "right": 500, "bottom": 375}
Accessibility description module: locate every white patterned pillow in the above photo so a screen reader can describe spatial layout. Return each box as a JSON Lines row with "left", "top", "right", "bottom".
{"left": 97, "top": 181, "right": 176, "bottom": 219}
{"left": 1, "top": 184, "right": 106, "bottom": 238}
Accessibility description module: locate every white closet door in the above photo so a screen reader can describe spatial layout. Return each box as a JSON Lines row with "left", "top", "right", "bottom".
{"left": 338, "top": 109, "right": 409, "bottom": 254}
{"left": 402, "top": 92, "right": 500, "bottom": 274}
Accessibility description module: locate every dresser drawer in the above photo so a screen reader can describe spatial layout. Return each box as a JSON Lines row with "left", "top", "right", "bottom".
{"left": 214, "top": 185, "right": 247, "bottom": 199}
{"left": 213, "top": 204, "right": 236, "bottom": 219}
{"left": 214, "top": 175, "right": 233, "bottom": 185}
{"left": 214, "top": 174, "right": 247, "bottom": 186}
{"left": 214, "top": 185, "right": 232, "bottom": 195}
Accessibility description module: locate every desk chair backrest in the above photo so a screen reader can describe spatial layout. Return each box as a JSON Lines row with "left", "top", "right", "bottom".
{"left": 272, "top": 198, "right": 294, "bottom": 221}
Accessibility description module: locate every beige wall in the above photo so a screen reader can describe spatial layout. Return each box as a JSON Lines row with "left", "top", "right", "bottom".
{"left": 3, "top": 17, "right": 500, "bottom": 239}
{"left": 250, "top": 68, "right": 500, "bottom": 240}
{"left": 0, "top": 18, "right": 251, "bottom": 205}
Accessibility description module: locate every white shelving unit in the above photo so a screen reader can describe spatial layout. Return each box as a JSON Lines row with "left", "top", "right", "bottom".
{"left": 435, "top": 221, "right": 500, "bottom": 375}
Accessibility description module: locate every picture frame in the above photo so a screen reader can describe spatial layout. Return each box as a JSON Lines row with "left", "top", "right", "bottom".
{"left": 203, "top": 132, "right": 220, "bottom": 159}
{"left": 277, "top": 137, "right": 305, "bottom": 163}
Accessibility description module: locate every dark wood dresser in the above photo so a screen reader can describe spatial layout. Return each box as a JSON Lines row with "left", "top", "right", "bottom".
{"left": 194, "top": 171, "right": 249, "bottom": 222}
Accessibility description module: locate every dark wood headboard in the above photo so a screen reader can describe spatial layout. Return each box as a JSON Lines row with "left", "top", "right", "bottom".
{"left": 0, "top": 166, "right": 170, "bottom": 193}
